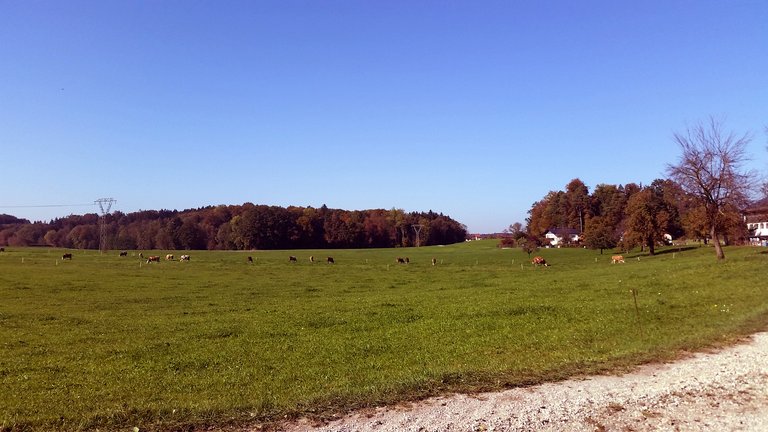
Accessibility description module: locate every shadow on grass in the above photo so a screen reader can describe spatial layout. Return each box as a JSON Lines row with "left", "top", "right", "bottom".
{"left": 653, "top": 246, "right": 698, "bottom": 256}
{"left": 619, "top": 246, "right": 699, "bottom": 260}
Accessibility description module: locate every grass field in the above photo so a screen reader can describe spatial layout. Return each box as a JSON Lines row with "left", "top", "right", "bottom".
{"left": 2, "top": 241, "right": 767, "bottom": 431}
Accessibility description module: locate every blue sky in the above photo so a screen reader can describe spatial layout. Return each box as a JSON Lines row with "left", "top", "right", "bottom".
{"left": 1, "top": 1, "right": 766, "bottom": 233}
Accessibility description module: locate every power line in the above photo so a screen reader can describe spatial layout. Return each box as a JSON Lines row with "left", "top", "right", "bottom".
{"left": 0, "top": 203, "right": 95, "bottom": 208}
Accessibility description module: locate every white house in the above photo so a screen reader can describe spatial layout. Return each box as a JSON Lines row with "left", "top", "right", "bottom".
{"left": 545, "top": 228, "right": 581, "bottom": 247}
{"left": 745, "top": 198, "right": 768, "bottom": 246}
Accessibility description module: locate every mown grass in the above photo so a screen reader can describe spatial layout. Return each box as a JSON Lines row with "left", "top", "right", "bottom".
{"left": 1, "top": 242, "right": 767, "bottom": 431}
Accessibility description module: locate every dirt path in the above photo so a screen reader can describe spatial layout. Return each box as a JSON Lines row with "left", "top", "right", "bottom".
{"left": 276, "top": 332, "right": 768, "bottom": 431}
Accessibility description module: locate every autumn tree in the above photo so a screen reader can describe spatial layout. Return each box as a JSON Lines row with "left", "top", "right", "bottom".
{"left": 526, "top": 191, "right": 567, "bottom": 237}
{"left": 519, "top": 234, "right": 542, "bottom": 258}
{"left": 581, "top": 216, "right": 619, "bottom": 254}
{"left": 564, "top": 178, "right": 590, "bottom": 231}
{"left": 590, "top": 184, "right": 627, "bottom": 229}
{"left": 667, "top": 118, "right": 756, "bottom": 259}
{"left": 649, "top": 179, "right": 685, "bottom": 240}
{"left": 623, "top": 186, "right": 673, "bottom": 255}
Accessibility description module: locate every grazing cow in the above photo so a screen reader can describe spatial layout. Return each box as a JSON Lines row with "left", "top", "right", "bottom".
{"left": 119, "top": 251, "right": 128, "bottom": 257}
{"left": 62, "top": 253, "right": 73, "bottom": 260}
{"left": 611, "top": 255, "right": 625, "bottom": 264}
{"left": 247, "top": 256, "right": 254, "bottom": 263}
{"left": 405, "top": 257, "right": 410, "bottom": 264}
{"left": 146, "top": 256, "right": 161, "bottom": 263}
{"left": 180, "top": 254, "right": 190, "bottom": 261}
{"left": 431, "top": 257, "right": 437, "bottom": 266}
{"left": 396, "top": 257, "right": 406, "bottom": 264}
{"left": 166, "top": 254, "right": 174, "bottom": 261}
{"left": 289, "top": 256, "right": 297, "bottom": 262}
{"left": 532, "top": 256, "right": 549, "bottom": 266}
{"left": 309, "top": 256, "right": 315, "bottom": 263}
{"left": 327, "top": 256, "right": 335, "bottom": 264}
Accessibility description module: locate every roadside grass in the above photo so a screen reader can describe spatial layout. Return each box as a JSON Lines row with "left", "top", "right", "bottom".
{"left": 1, "top": 242, "right": 767, "bottom": 431}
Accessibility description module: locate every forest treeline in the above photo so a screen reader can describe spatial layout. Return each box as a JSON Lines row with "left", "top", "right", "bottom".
{"left": 0, "top": 204, "right": 467, "bottom": 250}
{"left": 514, "top": 178, "right": 751, "bottom": 254}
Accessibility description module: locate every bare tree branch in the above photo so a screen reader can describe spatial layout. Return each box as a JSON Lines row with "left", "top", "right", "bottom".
{"left": 666, "top": 117, "right": 756, "bottom": 259}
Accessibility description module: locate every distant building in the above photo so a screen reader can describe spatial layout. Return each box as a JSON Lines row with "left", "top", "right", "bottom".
{"left": 545, "top": 228, "right": 581, "bottom": 247}
{"left": 745, "top": 198, "right": 768, "bottom": 246}
{"left": 467, "top": 233, "right": 505, "bottom": 240}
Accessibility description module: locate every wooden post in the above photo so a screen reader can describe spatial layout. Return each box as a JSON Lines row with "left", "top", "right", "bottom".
{"left": 631, "top": 288, "right": 643, "bottom": 337}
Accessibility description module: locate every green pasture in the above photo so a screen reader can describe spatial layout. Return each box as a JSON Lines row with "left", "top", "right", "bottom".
{"left": 1, "top": 241, "right": 767, "bottom": 431}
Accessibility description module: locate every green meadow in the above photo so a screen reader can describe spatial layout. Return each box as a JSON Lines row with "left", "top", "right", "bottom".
{"left": 1, "top": 241, "right": 767, "bottom": 431}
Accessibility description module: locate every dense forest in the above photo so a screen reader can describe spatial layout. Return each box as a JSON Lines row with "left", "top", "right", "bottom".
{"left": 515, "top": 178, "right": 751, "bottom": 254}
{"left": 0, "top": 204, "right": 467, "bottom": 250}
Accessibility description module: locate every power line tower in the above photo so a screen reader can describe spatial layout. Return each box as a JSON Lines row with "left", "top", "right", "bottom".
{"left": 411, "top": 224, "right": 423, "bottom": 247}
{"left": 95, "top": 198, "right": 116, "bottom": 253}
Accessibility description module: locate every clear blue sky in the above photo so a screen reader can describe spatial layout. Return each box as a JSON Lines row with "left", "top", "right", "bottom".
{"left": 1, "top": 1, "right": 766, "bottom": 233}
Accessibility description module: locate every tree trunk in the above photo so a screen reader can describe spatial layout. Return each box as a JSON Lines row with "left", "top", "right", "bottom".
{"left": 711, "top": 225, "right": 725, "bottom": 260}
{"left": 647, "top": 237, "right": 655, "bottom": 256}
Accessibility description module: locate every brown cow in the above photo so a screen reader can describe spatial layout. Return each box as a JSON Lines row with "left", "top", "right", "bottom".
{"left": 611, "top": 255, "right": 625, "bottom": 264}
{"left": 247, "top": 256, "right": 254, "bottom": 263}
{"left": 289, "top": 256, "right": 297, "bottom": 262}
{"left": 396, "top": 257, "right": 406, "bottom": 264}
{"left": 62, "top": 253, "right": 73, "bottom": 260}
{"left": 119, "top": 251, "right": 128, "bottom": 257}
{"left": 165, "top": 254, "right": 174, "bottom": 261}
{"left": 146, "top": 256, "right": 161, "bottom": 263}
{"left": 532, "top": 256, "right": 548, "bottom": 266}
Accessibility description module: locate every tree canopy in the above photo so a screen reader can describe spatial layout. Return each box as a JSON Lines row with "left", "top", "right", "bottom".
{"left": 0, "top": 205, "right": 467, "bottom": 250}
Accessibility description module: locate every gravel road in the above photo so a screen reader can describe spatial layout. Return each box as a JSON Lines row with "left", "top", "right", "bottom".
{"left": 277, "top": 332, "right": 768, "bottom": 431}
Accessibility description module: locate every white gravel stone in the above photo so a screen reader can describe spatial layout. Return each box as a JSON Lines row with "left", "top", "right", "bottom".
{"left": 274, "top": 332, "right": 768, "bottom": 432}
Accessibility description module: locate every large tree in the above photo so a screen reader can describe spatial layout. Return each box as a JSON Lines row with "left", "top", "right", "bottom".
{"left": 667, "top": 118, "right": 756, "bottom": 259}
{"left": 623, "top": 186, "right": 672, "bottom": 255}
{"left": 581, "top": 216, "right": 619, "bottom": 254}
{"left": 564, "top": 178, "right": 590, "bottom": 232}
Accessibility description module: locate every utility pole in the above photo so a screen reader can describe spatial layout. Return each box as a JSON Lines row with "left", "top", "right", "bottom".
{"left": 95, "top": 198, "right": 116, "bottom": 253}
{"left": 412, "top": 224, "right": 423, "bottom": 247}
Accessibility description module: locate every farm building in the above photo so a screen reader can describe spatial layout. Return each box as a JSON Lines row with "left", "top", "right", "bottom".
{"left": 545, "top": 228, "right": 581, "bottom": 247}
{"left": 745, "top": 198, "right": 768, "bottom": 246}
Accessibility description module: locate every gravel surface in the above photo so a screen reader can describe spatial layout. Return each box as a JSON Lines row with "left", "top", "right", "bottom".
{"left": 276, "top": 332, "right": 768, "bottom": 431}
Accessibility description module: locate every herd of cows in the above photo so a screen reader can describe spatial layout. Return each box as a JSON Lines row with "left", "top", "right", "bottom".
{"left": 47, "top": 251, "right": 446, "bottom": 266}
{"left": 0, "top": 248, "right": 627, "bottom": 267}
{"left": 138, "top": 253, "right": 191, "bottom": 263}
